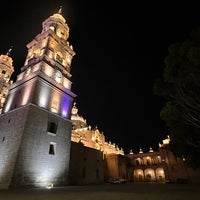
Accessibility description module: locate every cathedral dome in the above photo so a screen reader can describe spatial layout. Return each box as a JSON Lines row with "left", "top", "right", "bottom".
{"left": 71, "top": 103, "right": 87, "bottom": 128}
{"left": 71, "top": 114, "right": 86, "bottom": 123}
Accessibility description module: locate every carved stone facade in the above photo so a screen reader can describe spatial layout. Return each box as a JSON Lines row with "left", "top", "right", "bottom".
{"left": 71, "top": 103, "right": 124, "bottom": 155}
{"left": 0, "top": 49, "right": 14, "bottom": 114}
{"left": 0, "top": 8, "right": 76, "bottom": 189}
{"left": 0, "top": 8, "right": 200, "bottom": 190}
{"left": 105, "top": 137, "right": 200, "bottom": 183}
{"left": 70, "top": 103, "right": 200, "bottom": 184}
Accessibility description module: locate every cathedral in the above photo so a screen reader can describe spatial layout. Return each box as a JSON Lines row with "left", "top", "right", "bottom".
{"left": 0, "top": 7, "right": 200, "bottom": 189}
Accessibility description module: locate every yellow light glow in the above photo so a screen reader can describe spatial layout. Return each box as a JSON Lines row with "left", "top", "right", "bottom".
{"left": 46, "top": 183, "right": 54, "bottom": 189}
{"left": 48, "top": 51, "right": 53, "bottom": 59}
{"left": 50, "top": 91, "right": 61, "bottom": 114}
{"left": 63, "top": 79, "right": 71, "bottom": 90}
{"left": 51, "top": 107, "right": 58, "bottom": 113}
{"left": 50, "top": 26, "right": 55, "bottom": 31}
{"left": 43, "top": 65, "right": 53, "bottom": 77}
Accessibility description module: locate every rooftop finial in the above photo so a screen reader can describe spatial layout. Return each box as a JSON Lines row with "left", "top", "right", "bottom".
{"left": 58, "top": 5, "right": 62, "bottom": 14}
{"left": 149, "top": 147, "right": 154, "bottom": 152}
{"left": 6, "top": 46, "right": 13, "bottom": 56}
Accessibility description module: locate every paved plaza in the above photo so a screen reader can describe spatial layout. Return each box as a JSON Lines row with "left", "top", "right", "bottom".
{"left": 0, "top": 183, "right": 199, "bottom": 200}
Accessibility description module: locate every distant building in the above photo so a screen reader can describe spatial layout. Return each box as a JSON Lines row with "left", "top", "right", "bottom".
{"left": 70, "top": 104, "right": 200, "bottom": 184}
{"left": 71, "top": 103, "right": 124, "bottom": 155}
{"left": 0, "top": 7, "right": 200, "bottom": 189}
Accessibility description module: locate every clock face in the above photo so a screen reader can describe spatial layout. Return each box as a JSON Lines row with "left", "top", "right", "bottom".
{"left": 55, "top": 70, "right": 62, "bottom": 78}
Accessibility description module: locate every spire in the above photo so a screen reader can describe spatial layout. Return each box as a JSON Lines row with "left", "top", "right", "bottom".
{"left": 6, "top": 46, "right": 13, "bottom": 56}
{"left": 51, "top": 5, "right": 66, "bottom": 24}
{"left": 58, "top": 5, "right": 62, "bottom": 14}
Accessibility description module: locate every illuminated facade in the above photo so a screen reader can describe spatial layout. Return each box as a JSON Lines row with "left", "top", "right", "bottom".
{"left": 71, "top": 104, "right": 200, "bottom": 184}
{"left": 0, "top": 7, "right": 76, "bottom": 189}
{"left": 71, "top": 106, "right": 168, "bottom": 183}
{"left": 0, "top": 7, "right": 200, "bottom": 189}
{"left": 0, "top": 48, "right": 14, "bottom": 114}
{"left": 71, "top": 103, "right": 124, "bottom": 155}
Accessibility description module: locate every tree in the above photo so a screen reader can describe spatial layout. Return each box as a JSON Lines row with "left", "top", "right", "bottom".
{"left": 153, "top": 27, "right": 200, "bottom": 168}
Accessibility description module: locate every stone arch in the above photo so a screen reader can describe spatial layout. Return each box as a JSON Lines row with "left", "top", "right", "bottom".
{"left": 144, "top": 168, "right": 156, "bottom": 182}
{"left": 134, "top": 169, "right": 144, "bottom": 182}
{"left": 153, "top": 155, "right": 162, "bottom": 164}
{"left": 144, "top": 156, "right": 153, "bottom": 165}
{"left": 135, "top": 157, "right": 143, "bottom": 166}
{"left": 155, "top": 168, "right": 165, "bottom": 182}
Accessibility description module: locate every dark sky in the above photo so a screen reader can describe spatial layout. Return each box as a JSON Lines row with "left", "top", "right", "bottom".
{"left": 1, "top": 1, "right": 200, "bottom": 154}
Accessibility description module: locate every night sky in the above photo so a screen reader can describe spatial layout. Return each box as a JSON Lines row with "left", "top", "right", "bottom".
{"left": 1, "top": 1, "right": 200, "bottom": 154}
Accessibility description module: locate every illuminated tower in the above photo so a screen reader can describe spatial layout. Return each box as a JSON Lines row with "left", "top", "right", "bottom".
{"left": 0, "top": 48, "right": 14, "bottom": 114}
{"left": 0, "top": 7, "right": 76, "bottom": 189}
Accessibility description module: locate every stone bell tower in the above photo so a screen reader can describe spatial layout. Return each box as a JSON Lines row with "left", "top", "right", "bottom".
{"left": 0, "top": 7, "right": 76, "bottom": 189}
{"left": 0, "top": 48, "right": 14, "bottom": 114}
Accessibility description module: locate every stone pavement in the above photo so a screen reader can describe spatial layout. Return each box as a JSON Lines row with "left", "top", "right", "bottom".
{"left": 0, "top": 183, "right": 199, "bottom": 200}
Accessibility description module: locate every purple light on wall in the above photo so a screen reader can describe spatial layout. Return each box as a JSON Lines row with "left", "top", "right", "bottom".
{"left": 61, "top": 96, "right": 70, "bottom": 118}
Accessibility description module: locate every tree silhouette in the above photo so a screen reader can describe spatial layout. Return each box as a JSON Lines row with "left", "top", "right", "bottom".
{"left": 154, "top": 27, "right": 200, "bottom": 168}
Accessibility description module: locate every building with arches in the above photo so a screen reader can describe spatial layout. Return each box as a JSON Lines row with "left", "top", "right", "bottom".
{"left": 70, "top": 102, "right": 200, "bottom": 184}
{"left": 0, "top": 7, "right": 200, "bottom": 189}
